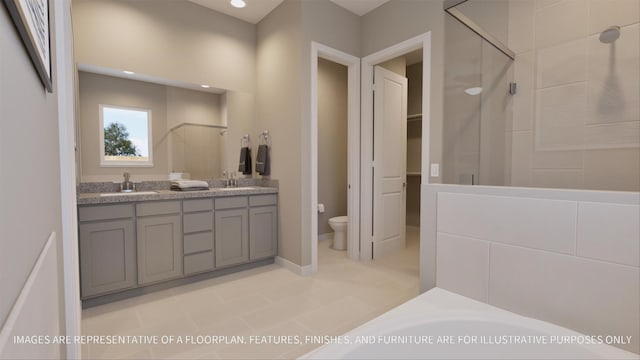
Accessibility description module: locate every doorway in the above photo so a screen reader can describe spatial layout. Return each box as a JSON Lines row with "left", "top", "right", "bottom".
{"left": 360, "top": 33, "right": 432, "bottom": 262}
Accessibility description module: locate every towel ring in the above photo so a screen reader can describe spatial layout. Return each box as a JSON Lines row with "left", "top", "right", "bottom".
{"left": 240, "top": 134, "right": 250, "bottom": 148}
{"left": 259, "top": 130, "right": 270, "bottom": 146}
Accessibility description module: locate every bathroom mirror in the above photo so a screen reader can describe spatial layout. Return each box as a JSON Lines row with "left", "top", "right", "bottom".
{"left": 76, "top": 65, "right": 252, "bottom": 182}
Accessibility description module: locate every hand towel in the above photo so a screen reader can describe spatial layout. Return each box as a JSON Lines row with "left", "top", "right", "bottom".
{"left": 170, "top": 180, "right": 210, "bottom": 191}
{"left": 256, "top": 144, "right": 270, "bottom": 176}
{"left": 238, "top": 147, "right": 252, "bottom": 175}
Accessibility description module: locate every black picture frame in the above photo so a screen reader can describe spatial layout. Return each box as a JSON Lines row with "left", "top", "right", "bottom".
{"left": 3, "top": 0, "right": 52, "bottom": 92}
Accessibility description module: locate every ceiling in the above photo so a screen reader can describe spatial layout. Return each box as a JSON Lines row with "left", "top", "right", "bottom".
{"left": 188, "top": 0, "right": 390, "bottom": 24}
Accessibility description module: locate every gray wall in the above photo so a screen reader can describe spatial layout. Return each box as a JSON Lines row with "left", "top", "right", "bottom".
{"left": 0, "top": 1, "right": 64, "bottom": 347}
{"left": 77, "top": 72, "right": 223, "bottom": 181}
{"left": 317, "top": 58, "right": 348, "bottom": 236}
{"left": 361, "top": 0, "right": 446, "bottom": 184}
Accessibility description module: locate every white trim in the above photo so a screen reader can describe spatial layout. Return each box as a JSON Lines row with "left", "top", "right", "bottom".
{"left": 81, "top": 174, "right": 173, "bottom": 182}
{"left": 0, "top": 233, "right": 60, "bottom": 358}
{"left": 361, "top": 32, "right": 432, "bottom": 261}
{"left": 99, "top": 104, "right": 153, "bottom": 167}
{"left": 310, "top": 42, "right": 361, "bottom": 275}
{"left": 275, "top": 256, "right": 313, "bottom": 276}
{"left": 54, "top": 1, "right": 81, "bottom": 358}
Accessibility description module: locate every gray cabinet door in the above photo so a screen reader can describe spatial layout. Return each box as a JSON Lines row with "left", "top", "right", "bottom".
{"left": 249, "top": 206, "right": 278, "bottom": 260}
{"left": 215, "top": 208, "right": 249, "bottom": 267}
{"left": 79, "top": 220, "right": 136, "bottom": 298}
{"left": 137, "top": 215, "right": 183, "bottom": 284}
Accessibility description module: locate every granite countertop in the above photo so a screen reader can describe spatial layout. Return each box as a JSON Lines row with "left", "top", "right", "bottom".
{"left": 78, "top": 187, "right": 278, "bottom": 205}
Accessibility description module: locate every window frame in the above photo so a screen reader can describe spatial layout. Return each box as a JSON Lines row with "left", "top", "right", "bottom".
{"left": 99, "top": 104, "right": 153, "bottom": 167}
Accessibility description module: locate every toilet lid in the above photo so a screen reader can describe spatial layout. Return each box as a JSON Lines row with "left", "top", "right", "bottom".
{"left": 329, "top": 216, "right": 348, "bottom": 223}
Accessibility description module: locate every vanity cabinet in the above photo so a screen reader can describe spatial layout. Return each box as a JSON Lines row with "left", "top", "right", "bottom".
{"left": 78, "top": 192, "right": 278, "bottom": 302}
{"left": 136, "top": 201, "right": 182, "bottom": 284}
{"left": 249, "top": 195, "right": 278, "bottom": 260}
{"left": 183, "top": 199, "right": 215, "bottom": 275}
{"left": 215, "top": 197, "right": 249, "bottom": 268}
{"left": 78, "top": 204, "right": 136, "bottom": 298}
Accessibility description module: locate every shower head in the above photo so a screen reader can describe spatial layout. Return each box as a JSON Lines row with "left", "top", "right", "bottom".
{"left": 599, "top": 26, "right": 621, "bottom": 43}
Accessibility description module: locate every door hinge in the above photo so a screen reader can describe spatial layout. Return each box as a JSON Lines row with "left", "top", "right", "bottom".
{"left": 509, "top": 82, "right": 517, "bottom": 95}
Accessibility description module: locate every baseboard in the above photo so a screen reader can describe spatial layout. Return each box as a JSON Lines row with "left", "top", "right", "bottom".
{"left": 275, "top": 256, "right": 313, "bottom": 276}
{"left": 318, "top": 232, "right": 334, "bottom": 241}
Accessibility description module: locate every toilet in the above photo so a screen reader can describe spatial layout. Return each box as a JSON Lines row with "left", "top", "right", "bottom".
{"left": 328, "top": 216, "right": 348, "bottom": 250}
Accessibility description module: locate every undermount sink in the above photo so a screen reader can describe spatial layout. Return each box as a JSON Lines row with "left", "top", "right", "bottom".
{"left": 218, "top": 187, "right": 258, "bottom": 191}
{"left": 99, "top": 191, "right": 159, "bottom": 197}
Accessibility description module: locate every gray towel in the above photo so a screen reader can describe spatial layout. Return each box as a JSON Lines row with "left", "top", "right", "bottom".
{"left": 238, "top": 147, "right": 251, "bottom": 175}
{"left": 256, "top": 144, "right": 269, "bottom": 176}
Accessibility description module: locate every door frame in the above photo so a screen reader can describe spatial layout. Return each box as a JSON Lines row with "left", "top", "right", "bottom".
{"left": 360, "top": 32, "right": 432, "bottom": 260}
{"left": 310, "top": 42, "right": 361, "bottom": 274}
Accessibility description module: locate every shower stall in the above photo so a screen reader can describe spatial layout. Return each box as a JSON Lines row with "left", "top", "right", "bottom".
{"left": 442, "top": 0, "right": 640, "bottom": 192}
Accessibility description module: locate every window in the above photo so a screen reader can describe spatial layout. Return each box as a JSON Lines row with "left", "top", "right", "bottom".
{"left": 99, "top": 104, "right": 153, "bottom": 167}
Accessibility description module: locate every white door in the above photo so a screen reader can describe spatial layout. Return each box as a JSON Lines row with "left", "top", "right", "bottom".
{"left": 372, "top": 65, "right": 407, "bottom": 258}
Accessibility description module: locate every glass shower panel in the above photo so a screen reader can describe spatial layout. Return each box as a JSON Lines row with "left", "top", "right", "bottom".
{"left": 443, "top": 14, "right": 513, "bottom": 186}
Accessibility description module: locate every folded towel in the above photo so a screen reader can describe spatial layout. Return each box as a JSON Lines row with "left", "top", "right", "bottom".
{"left": 170, "top": 180, "right": 210, "bottom": 191}
{"left": 238, "top": 147, "right": 252, "bottom": 175}
{"left": 256, "top": 144, "right": 270, "bottom": 176}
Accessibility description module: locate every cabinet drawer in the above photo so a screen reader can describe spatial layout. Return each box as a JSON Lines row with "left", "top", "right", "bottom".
{"left": 136, "top": 201, "right": 181, "bottom": 217}
{"left": 249, "top": 194, "right": 277, "bottom": 207}
{"left": 215, "top": 196, "right": 248, "bottom": 210}
{"left": 183, "top": 199, "right": 213, "bottom": 213}
{"left": 183, "top": 212, "right": 213, "bottom": 233}
{"left": 184, "top": 232, "right": 213, "bottom": 254}
{"left": 79, "top": 204, "right": 134, "bottom": 222}
{"left": 184, "top": 252, "right": 214, "bottom": 275}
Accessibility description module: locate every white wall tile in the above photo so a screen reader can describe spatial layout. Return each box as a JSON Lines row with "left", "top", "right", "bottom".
{"left": 436, "top": 233, "right": 490, "bottom": 302}
{"left": 577, "top": 202, "right": 640, "bottom": 267}
{"left": 535, "top": 83, "right": 586, "bottom": 151}
{"left": 511, "top": 131, "right": 533, "bottom": 186}
{"left": 536, "top": 0, "right": 588, "bottom": 49}
{"left": 437, "top": 192, "right": 577, "bottom": 254}
{"left": 490, "top": 243, "right": 640, "bottom": 354}
{"left": 587, "top": 24, "right": 640, "bottom": 125}
{"left": 532, "top": 149, "right": 583, "bottom": 169}
{"left": 508, "top": 0, "right": 535, "bottom": 54}
{"left": 535, "top": 0, "right": 562, "bottom": 10}
{"left": 584, "top": 121, "right": 640, "bottom": 149}
{"left": 583, "top": 148, "right": 640, "bottom": 192}
{"left": 513, "top": 52, "right": 535, "bottom": 131}
{"left": 536, "top": 39, "right": 587, "bottom": 88}
{"left": 532, "top": 169, "right": 585, "bottom": 189}
{"left": 589, "top": 0, "right": 640, "bottom": 35}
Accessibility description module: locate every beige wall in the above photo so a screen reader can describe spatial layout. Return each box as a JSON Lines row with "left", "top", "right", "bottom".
{"left": 72, "top": 0, "right": 256, "bottom": 92}
{"left": 361, "top": 0, "right": 445, "bottom": 184}
{"left": 1, "top": 3, "right": 64, "bottom": 353}
{"left": 256, "top": 0, "right": 360, "bottom": 266}
{"left": 508, "top": 0, "right": 640, "bottom": 191}
{"left": 78, "top": 72, "right": 223, "bottom": 181}
{"left": 257, "top": 0, "right": 304, "bottom": 265}
{"left": 317, "top": 59, "right": 348, "bottom": 236}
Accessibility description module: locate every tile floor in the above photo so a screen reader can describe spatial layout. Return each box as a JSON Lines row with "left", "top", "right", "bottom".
{"left": 82, "top": 229, "right": 420, "bottom": 359}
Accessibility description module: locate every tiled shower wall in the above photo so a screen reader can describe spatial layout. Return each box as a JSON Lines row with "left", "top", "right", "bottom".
{"left": 508, "top": 0, "right": 640, "bottom": 191}
{"left": 431, "top": 188, "right": 640, "bottom": 354}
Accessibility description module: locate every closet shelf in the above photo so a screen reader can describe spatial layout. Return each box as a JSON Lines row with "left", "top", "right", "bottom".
{"left": 407, "top": 113, "right": 422, "bottom": 122}
{"left": 407, "top": 172, "right": 422, "bottom": 176}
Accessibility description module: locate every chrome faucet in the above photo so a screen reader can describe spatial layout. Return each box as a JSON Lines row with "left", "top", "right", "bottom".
{"left": 122, "top": 172, "right": 135, "bottom": 192}
{"left": 224, "top": 171, "right": 237, "bottom": 188}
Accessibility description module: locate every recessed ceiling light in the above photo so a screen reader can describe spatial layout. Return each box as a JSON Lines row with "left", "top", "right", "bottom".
{"left": 230, "top": 0, "right": 246, "bottom": 8}
{"left": 464, "top": 87, "right": 482, "bottom": 96}
{"left": 200, "top": 84, "right": 211, "bottom": 88}
{"left": 123, "top": 70, "right": 135, "bottom": 75}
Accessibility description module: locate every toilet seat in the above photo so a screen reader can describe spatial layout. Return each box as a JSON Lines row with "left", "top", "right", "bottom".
{"left": 329, "top": 216, "right": 348, "bottom": 224}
